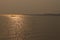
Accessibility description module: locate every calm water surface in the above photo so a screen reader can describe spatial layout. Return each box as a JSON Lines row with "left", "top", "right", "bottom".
{"left": 0, "top": 15, "right": 60, "bottom": 40}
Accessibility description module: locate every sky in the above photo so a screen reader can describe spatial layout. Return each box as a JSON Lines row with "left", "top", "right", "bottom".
{"left": 0, "top": 0, "right": 60, "bottom": 14}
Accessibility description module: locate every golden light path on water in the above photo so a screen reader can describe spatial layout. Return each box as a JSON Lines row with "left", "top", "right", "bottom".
{"left": 3, "top": 14, "right": 25, "bottom": 40}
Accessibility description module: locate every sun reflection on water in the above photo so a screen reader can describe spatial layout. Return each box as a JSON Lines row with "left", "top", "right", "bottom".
{"left": 3, "top": 14, "right": 25, "bottom": 40}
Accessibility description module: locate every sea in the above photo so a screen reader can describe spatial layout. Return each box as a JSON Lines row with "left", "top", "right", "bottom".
{"left": 0, "top": 14, "right": 60, "bottom": 40}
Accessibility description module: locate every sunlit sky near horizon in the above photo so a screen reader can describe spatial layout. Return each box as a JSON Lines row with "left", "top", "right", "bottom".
{"left": 0, "top": 0, "right": 60, "bottom": 14}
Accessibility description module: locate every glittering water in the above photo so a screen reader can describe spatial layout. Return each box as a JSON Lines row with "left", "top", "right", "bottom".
{"left": 0, "top": 15, "right": 60, "bottom": 40}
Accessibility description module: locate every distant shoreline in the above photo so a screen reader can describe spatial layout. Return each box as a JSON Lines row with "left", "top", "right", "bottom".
{"left": 0, "top": 13, "right": 60, "bottom": 16}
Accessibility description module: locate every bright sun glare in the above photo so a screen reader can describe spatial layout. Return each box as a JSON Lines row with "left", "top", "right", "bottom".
{"left": 3, "top": 14, "right": 23, "bottom": 21}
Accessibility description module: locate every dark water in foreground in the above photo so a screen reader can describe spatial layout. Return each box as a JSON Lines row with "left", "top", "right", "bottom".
{"left": 0, "top": 15, "right": 60, "bottom": 40}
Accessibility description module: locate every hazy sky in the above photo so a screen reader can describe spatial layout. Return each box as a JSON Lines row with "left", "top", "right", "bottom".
{"left": 0, "top": 0, "right": 60, "bottom": 14}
